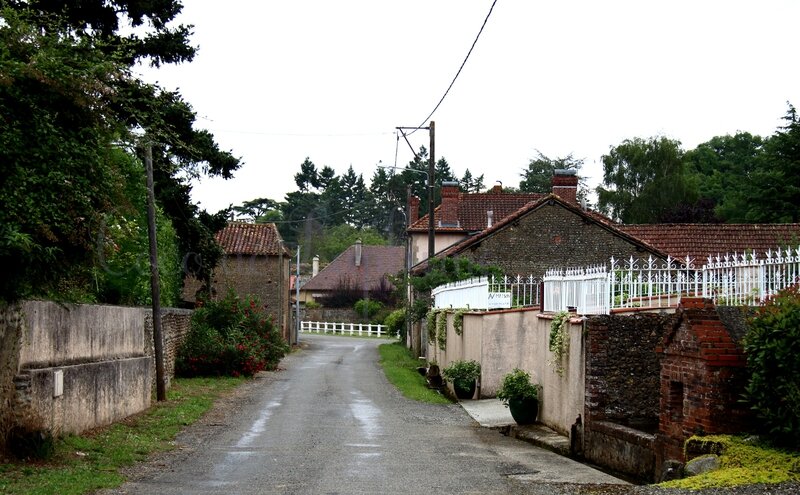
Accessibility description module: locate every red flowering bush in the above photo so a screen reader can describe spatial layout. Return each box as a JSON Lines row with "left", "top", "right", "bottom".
{"left": 176, "top": 290, "right": 288, "bottom": 377}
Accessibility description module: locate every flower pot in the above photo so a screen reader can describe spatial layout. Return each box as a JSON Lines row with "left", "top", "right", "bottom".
{"left": 508, "top": 397, "right": 538, "bottom": 425}
{"left": 453, "top": 379, "right": 476, "bottom": 400}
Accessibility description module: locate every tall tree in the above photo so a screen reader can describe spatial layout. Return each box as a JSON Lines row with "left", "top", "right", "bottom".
{"left": 596, "top": 137, "right": 696, "bottom": 223}
{"left": 519, "top": 151, "right": 590, "bottom": 205}
{"left": 461, "top": 169, "right": 485, "bottom": 193}
{"left": 2, "top": 1, "right": 242, "bottom": 298}
{"left": 519, "top": 151, "right": 580, "bottom": 191}
{"left": 684, "top": 132, "right": 765, "bottom": 222}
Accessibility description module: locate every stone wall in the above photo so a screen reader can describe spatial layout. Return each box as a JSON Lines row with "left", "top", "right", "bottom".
{"left": 1, "top": 301, "right": 193, "bottom": 446}
{"left": 459, "top": 201, "right": 661, "bottom": 277}
{"left": 144, "top": 308, "right": 193, "bottom": 390}
{"left": 585, "top": 312, "right": 674, "bottom": 428}
{"left": 213, "top": 254, "right": 289, "bottom": 340}
{"left": 583, "top": 311, "right": 675, "bottom": 482}
{"left": 301, "top": 307, "right": 366, "bottom": 324}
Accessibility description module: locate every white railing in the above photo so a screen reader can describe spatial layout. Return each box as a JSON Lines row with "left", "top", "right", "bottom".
{"left": 543, "top": 246, "right": 800, "bottom": 315}
{"left": 543, "top": 266, "right": 610, "bottom": 315}
{"left": 301, "top": 321, "right": 387, "bottom": 337}
{"left": 431, "top": 275, "right": 541, "bottom": 310}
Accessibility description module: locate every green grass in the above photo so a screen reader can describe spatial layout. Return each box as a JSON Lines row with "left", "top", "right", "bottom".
{"left": 0, "top": 376, "right": 245, "bottom": 495}
{"left": 378, "top": 342, "right": 452, "bottom": 404}
{"left": 659, "top": 435, "right": 800, "bottom": 489}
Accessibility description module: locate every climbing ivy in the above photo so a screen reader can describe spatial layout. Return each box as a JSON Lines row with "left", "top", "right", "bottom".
{"left": 548, "top": 311, "right": 570, "bottom": 376}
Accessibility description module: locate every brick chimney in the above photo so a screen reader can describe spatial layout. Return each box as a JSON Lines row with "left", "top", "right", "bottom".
{"left": 354, "top": 239, "right": 362, "bottom": 267}
{"left": 408, "top": 196, "right": 420, "bottom": 224}
{"left": 552, "top": 169, "right": 579, "bottom": 204}
{"left": 489, "top": 181, "right": 503, "bottom": 194}
{"left": 439, "top": 181, "right": 460, "bottom": 227}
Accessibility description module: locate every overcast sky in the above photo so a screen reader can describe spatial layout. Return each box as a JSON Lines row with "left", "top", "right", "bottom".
{"left": 137, "top": 0, "right": 800, "bottom": 214}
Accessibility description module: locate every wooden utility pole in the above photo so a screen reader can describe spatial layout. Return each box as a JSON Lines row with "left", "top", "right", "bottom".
{"left": 428, "top": 121, "right": 435, "bottom": 262}
{"left": 145, "top": 144, "right": 167, "bottom": 402}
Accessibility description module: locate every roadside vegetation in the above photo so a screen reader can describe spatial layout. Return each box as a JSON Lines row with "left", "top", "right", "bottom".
{"left": 378, "top": 342, "right": 452, "bottom": 405}
{"left": 660, "top": 435, "right": 800, "bottom": 489}
{"left": 0, "top": 377, "right": 244, "bottom": 495}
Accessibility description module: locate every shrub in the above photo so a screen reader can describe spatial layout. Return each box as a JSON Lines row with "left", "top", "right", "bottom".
{"left": 383, "top": 308, "right": 406, "bottom": 338}
{"left": 442, "top": 360, "right": 481, "bottom": 385}
{"left": 743, "top": 284, "right": 800, "bottom": 448}
{"left": 176, "top": 291, "right": 288, "bottom": 378}
{"left": 548, "top": 311, "right": 570, "bottom": 376}
{"left": 496, "top": 368, "right": 538, "bottom": 404}
{"left": 354, "top": 299, "right": 384, "bottom": 320}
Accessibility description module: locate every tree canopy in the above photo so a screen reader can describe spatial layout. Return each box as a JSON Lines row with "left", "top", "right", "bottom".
{"left": 0, "top": 3, "right": 238, "bottom": 301}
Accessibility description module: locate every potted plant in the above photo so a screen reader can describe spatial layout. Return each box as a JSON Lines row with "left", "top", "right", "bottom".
{"left": 496, "top": 368, "right": 539, "bottom": 424}
{"left": 442, "top": 360, "right": 481, "bottom": 400}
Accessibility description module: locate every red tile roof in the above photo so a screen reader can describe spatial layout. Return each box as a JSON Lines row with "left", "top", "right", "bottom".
{"left": 412, "top": 195, "right": 667, "bottom": 273}
{"left": 408, "top": 191, "right": 544, "bottom": 233}
{"left": 302, "top": 245, "right": 406, "bottom": 292}
{"left": 619, "top": 224, "right": 800, "bottom": 263}
{"left": 215, "top": 222, "right": 287, "bottom": 256}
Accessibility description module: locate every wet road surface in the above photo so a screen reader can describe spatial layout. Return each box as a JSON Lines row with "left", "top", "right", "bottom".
{"left": 104, "top": 334, "right": 627, "bottom": 494}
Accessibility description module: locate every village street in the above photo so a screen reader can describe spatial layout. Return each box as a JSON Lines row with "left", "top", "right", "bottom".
{"left": 102, "top": 334, "right": 626, "bottom": 495}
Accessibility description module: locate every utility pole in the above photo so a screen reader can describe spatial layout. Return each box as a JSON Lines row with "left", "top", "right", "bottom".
{"left": 145, "top": 143, "right": 166, "bottom": 402}
{"left": 428, "top": 121, "right": 435, "bottom": 261}
{"left": 394, "top": 123, "right": 436, "bottom": 262}
{"left": 295, "top": 245, "right": 301, "bottom": 345}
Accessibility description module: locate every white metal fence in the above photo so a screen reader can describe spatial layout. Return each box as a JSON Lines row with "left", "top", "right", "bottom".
{"left": 432, "top": 275, "right": 541, "bottom": 310}
{"left": 300, "top": 321, "right": 388, "bottom": 337}
{"left": 543, "top": 246, "right": 800, "bottom": 315}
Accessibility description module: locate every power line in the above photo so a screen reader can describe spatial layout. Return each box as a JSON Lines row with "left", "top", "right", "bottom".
{"left": 411, "top": 0, "right": 499, "bottom": 134}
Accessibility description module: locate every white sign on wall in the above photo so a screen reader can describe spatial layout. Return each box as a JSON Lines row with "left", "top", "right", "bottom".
{"left": 487, "top": 292, "right": 512, "bottom": 309}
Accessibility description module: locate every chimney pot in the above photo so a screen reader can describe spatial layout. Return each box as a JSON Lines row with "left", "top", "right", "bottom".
{"left": 312, "top": 255, "right": 319, "bottom": 277}
{"left": 487, "top": 210, "right": 494, "bottom": 228}
{"left": 355, "top": 239, "right": 362, "bottom": 267}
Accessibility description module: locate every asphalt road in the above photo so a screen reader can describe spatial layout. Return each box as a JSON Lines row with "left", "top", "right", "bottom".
{"left": 104, "top": 334, "right": 628, "bottom": 495}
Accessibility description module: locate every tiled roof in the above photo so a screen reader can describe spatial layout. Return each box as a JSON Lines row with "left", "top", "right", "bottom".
{"left": 215, "top": 222, "right": 287, "bottom": 256}
{"left": 412, "top": 195, "right": 666, "bottom": 273}
{"left": 619, "top": 224, "right": 800, "bottom": 263}
{"left": 408, "top": 192, "right": 544, "bottom": 232}
{"left": 302, "top": 245, "right": 405, "bottom": 292}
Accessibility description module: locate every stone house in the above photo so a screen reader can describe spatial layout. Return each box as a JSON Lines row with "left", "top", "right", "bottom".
{"left": 183, "top": 222, "right": 291, "bottom": 341}
{"left": 300, "top": 241, "right": 405, "bottom": 305}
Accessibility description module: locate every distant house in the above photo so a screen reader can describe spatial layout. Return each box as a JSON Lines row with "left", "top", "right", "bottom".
{"left": 406, "top": 181, "right": 545, "bottom": 265}
{"left": 300, "top": 241, "right": 405, "bottom": 305}
{"left": 414, "top": 189, "right": 666, "bottom": 279}
{"left": 182, "top": 222, "right": 291, "bottom": 340}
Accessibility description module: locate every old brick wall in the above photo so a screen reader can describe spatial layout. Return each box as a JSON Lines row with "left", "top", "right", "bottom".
{"left": 658, "top": 299, "right": 751, "bottom": 464}
{"left": 460, "top": 202, "right": 659, "bottom": 277}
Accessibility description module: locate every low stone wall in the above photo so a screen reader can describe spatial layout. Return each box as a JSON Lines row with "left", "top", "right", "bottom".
{"left": 584, "top": 420, "right": 656, "bottom": 482}
{"left": 16, "top": 357, "right": 152, "bottom": 435}
{"left": 1, "top": 300, "right": 192, "bottom": 446}
{"left": 301, "top": 307, "right": 364, "bottom": 323}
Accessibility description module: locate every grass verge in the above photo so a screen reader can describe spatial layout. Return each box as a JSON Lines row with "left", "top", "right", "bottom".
{"left": 0, "top": 376, "right": 245, "bottom": 495}
{"left": 378, "top": 342, "right": 452, "bottom": 404}
{"left": 659, "top": 435, "right": 800, "bottom": 489}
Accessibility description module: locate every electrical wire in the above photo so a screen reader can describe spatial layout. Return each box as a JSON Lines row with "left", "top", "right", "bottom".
{"left": 410, "top": 0, "right": 499, "bottom": 135}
